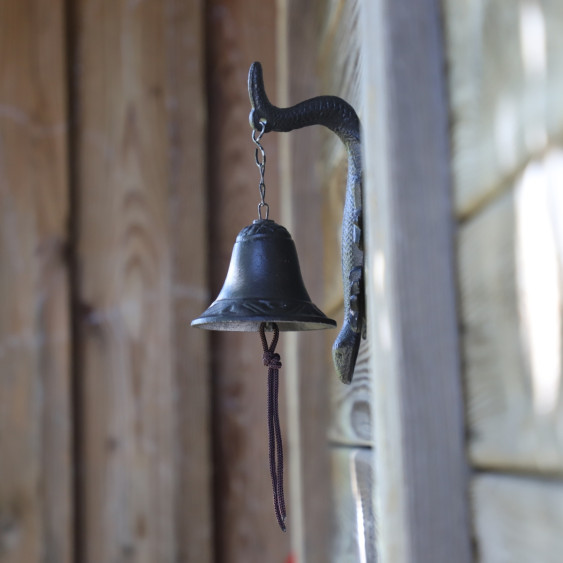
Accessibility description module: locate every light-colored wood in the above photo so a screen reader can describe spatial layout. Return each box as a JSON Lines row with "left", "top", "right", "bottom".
{"left": 459, "top": 149, "right": 563, "bottom": 473}
{"left": 317, "top": 0, "right": 375, "bottom": 558}
{"left": 165, "top": 1, "right": 213, "bottom": 561}
{"left": 74, "top": 2, "right": 177, "bottom": 560}
{"left": 319, "top": 0, "right": 362, "bottom": 134}
{"left": 442, "top": 0, "right": 563, "bottom": 218}
{"left": 330, "top": 447, "right": 376, "bottom": 563}
{"left": 0, "top": 1, "right": 72, "bottom": 562}
{"left": 361, "top": 0, "right": 472, "bottom": 561}
{"left": 329, "top": 338, "right": 371, "bottom": 447}
{"left": 473, "top": 473, "right": 563, "bottom": 563}
{"left": 318, "top": 0, "right": 371, "bottom": 465}
{"left": 280, "top": 2, "right": 333, "bottom": 561}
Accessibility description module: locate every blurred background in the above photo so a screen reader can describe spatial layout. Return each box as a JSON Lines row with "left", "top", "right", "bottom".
{"left": 1, "top": 0, "right": 563, "bottom": 562}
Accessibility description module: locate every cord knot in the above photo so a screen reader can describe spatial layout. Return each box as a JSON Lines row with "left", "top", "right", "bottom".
{"left": 263, "top": 351, "right": 282, "bottom": 370}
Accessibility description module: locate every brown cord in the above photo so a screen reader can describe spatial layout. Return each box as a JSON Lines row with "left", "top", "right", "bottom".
{"left": 259, "top": 322, "right": 286, "bottom": 532}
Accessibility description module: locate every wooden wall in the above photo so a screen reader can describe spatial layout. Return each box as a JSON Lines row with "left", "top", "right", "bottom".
{"left": 443, "top": 0, "right": 563, "bottom": 560}
{"left": 275, "top": 1, "right": 377, "bottom": 561}
{"left": 72, "top": 0, "right": 212, "bottom": 561}
{"left": 13, "top": 0, "right": 563, "bottom": 562}
{"left": 1, "top": 0, "right": 373, "bottom": 560}
{"left": 0, "top": 0, "right": 296, "bottom": 561}
{"left": 205, "top": 1, "right": 289, "bottom": 560}
{"left": 0, "top": 1, "right": 72, "bottom": 561}
{"left": 361, "top": 0, "right": 473, "bottom": 560}
{"left": 279, "top": 2, "right": 332, "bottom": 562}
{"left": 318, "top": 1, "right": 376, "bottom": 562}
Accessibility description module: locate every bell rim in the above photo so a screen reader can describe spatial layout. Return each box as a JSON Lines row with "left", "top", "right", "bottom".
{"left": 191, "top": 315, "right": 337, "bottom": 332}
{"left": 191, "top": 296, "right": 337, "bottom": 332}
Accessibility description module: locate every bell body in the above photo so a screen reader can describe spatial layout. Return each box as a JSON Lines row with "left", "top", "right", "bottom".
{"left": 191, "top": 219, "right": 336, "bottom": 331}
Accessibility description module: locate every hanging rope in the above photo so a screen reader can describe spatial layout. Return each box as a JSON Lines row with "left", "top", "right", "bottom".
{"left": 259, "top": 322, "right": 286, "bottom": 531}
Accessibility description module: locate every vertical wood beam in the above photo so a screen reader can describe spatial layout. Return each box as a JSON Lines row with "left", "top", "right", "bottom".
{"left": 278, "top": 2, "right": 332, "bottom": 562}
{"left": 0, "top": 1, "right": 72, "bottom": 561}
{"left": 166, "top": 0, "right": 213, "bottom": 561}
{"left": 361, "top": 0, "right": 472, "bottom": 561}
{"left": 205, "top": 2, "right": 290, "bottom": 560}
{"left": 73, "top": 1, "right": 180, "bottom": 560}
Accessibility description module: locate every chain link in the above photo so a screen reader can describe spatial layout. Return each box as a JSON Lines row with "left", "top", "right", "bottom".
{"left": 252, "top": 121, "right": 269, "bottom": 220}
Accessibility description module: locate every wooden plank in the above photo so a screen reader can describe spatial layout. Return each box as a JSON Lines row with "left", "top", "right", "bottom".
{"left": 318, "top": 0, "right": 374, "bottom": 535}
{"left": 330, "top": 447, "right": 376, "bottom": 563}
{"left": 74, "top": 2, "right": 176, "bottom": 560}
{"left": 329, "top": 339, "right": 371, "bottom": 447}
{"left": 205, "top": 1, "right": 291, "bottom": 560}
{"left": 442, "top": 0, "right": 563, "bottom": 218}
{"left": 459, "top": 150, "right": 563, "bottom": 473}
{"left": 0, "top": 1, "right": 72, "bottom": 562}
{"left": 319, "top": 0, "right": 362, "bottom": 134}
{"left": 281, "top": 0, "right": 370, "bottom": 560}
{"left": 361, "top": 0, "right": 472, "bottom": 561}
{"left": 165, "top": 0, "right": 213, "bottom": 561}
{"left": 473, "top": 473, "right": 563, "bottom": 563}
{"left": 281, "top": 2, "right": 332, "bottom": 561}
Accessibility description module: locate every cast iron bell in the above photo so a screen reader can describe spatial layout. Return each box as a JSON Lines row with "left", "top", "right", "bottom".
{"left": 191, "top": 219, "right": 336, "bottom": 332}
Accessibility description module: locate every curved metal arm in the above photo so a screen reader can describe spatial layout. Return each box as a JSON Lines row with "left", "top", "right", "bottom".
{"left": 248, "top": 62, "right": 364, "bottom": 384}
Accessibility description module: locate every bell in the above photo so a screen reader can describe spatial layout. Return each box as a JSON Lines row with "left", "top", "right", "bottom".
{"left": 191, "top": 219, "right": 336, "bottom": 332}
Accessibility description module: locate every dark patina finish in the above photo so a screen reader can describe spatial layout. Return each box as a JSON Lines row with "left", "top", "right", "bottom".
{"left": 191, "top": 219, "right": 336, "bottom": 332}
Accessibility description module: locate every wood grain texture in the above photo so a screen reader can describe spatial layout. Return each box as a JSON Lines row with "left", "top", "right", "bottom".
{"left": 459, "top": 150, "right": 563, "bottom": 473}
{"left": 318, "top": 0, "right": 371, "bottom": 460}
{"left": 361, "top": 0, "right": 472, "bottom": 560}
{"left": 442, "top": 0, "right": 563, "bottom": 218}
{"left": 473, "top": 473, "right": 563, "bottom": 563}
{"left": 0, "top": 1, "right": 72, "bottom": 562}
{"left": 281, "top": 2, "right": 333, "bottom": 562}
{"left": 317, "top": 0, "right": 375, "bottom": 557}
{"left": 74, "top": 2, "right": 177, "bottom": 560}
{"left": 330, "top": 447, "right": 376, "bottom": 563}
{"left": 165, "top": 1, "right": 213, "bottom": 561}
{"left": 329, "top": 338, "right": 371, "bottom": 447}
{"left": 319, "top": 0, "right": 362, "bottom": 135}
{"left": 205, "top": 2, "right": 291, "bottom": 561}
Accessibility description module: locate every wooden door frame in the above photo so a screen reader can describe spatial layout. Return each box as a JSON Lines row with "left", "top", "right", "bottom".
{"left": 362, "top": 0, "right": 473, "bottom": 560}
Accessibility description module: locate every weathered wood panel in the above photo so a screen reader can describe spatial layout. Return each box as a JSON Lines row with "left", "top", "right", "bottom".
{"left": 443, "top": 0, "right": 563, "bottom": 218}
{"left": 0, "top": 1, "right": 72, "bottom": 562}
{"left": 361, "top": 0, "right": 472, "bottom": 560}
{"left": 318, "top": 0, "right": 376, "bottom": 559}
{"left": 473, "top": 473, "right": 563, "bottom": 562}
{"left": 459, "top": 149, "right": 563, "bottom": 473}
{"left": 318, "top": 0, "right": 371, "bottom": 469}
{"left": 205, "top": 1, "right": 291, "bottom": 560}
{"left": 281, "top": 2, "right": 333, "bottom": 562}
{"left": 330, "top": 447, "right": 375, "bottom": 563}
{"left": 74, "top": 2, "right": 177, "bottom": 560}
{"left": 165, "top": 1, "right": 213, "bottom": 561}
{"left": 329, "top": 339, "right": 371, "bottom": 447}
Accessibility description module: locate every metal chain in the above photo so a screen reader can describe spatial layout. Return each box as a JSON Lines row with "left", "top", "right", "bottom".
{"left": 252, "top": 120, "right": 269, "bottom": 220}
